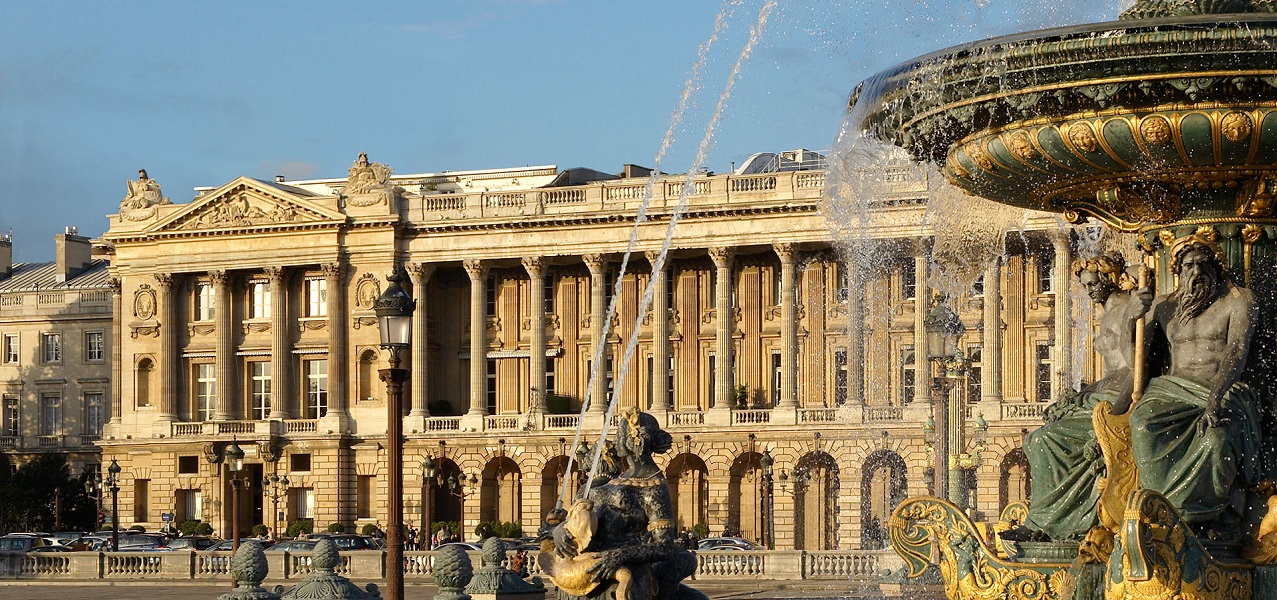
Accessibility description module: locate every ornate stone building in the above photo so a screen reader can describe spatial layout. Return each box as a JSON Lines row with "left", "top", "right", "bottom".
{"left": 0, "top": 231, "right": 113, "bottom": 473}
{"left": 97, "top": 152, "right": 1092, "bottom": 549}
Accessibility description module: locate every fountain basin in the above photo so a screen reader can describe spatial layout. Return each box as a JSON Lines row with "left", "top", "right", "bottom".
{"left": 851, "top": 14, "right": 1277, "bottom": 228}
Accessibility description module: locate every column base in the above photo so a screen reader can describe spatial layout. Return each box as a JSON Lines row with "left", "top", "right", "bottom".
{"left": 460, "top": 412, "right": 485, "bottom": 432}
{"left": 403, "top": 415, "right": 431, "bottom": 434}
{"left": 317, "top": 412, "right": 351, "bottom": 435}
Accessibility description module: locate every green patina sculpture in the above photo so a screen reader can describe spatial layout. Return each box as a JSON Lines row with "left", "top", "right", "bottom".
{"left": 219, "top": 541, "right": 282, "bottom": 600}
{"left": 464, "top": 537, "right": 545, "bottom": 596}
{"left": 1121, "top": 0, "right": 1277, "bottom": 19}
{"left": 1022, "top": 253, "right": 1141, "bottom": 541}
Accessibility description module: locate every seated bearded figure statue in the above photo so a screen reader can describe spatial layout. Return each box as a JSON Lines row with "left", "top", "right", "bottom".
{"left": 540, "top": 408, "right": 706, "bottom": 600}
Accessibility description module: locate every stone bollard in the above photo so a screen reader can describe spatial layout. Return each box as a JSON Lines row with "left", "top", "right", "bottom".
{"left": 277, "top": 538, "right": 381, "bottom": 599}
{"left": 217, "top": 541, "right": 281, "bottom": 600}
{"left": 465, "top": 538, "right": 545, "bottom": 600}
{"left": 433, "top": 544, "right": 475, "bottom": 600}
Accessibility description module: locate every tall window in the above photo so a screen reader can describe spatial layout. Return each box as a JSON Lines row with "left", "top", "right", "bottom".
{"left": 486, "top": 359, "right": 498, "bottom": 414}
{"left": 901, "top": 261, "right": 917, "bottom": 300}
{"left": 85, "top": 331, "right": 104, "bottom": 362}
{"left": 41, "top": 393, "right": 61, "bottom": 436}
{"left": 3, "top": 334, "right": 17, "bottom": 364}
{"left": 357, "top": 475, "right": 374, "bottom": 519}
{"left": 605, "top": 356, "right": 614, "bottom": 398}
{"left": 306, "top": 278, "right": 327, "bottom": 317}
{"left": 543, "top": 274, "right": 555, "bottom": 314}
{"left": 177, "top": 489, "right": 202, "bottom": 522}
{"left": 85, "top": 392, "right": 104, "bottom": 436}
{"left": 545, "top": 357, "right": 556, "bottom": 395}
{"left": 773, "top": 267, "right": 783, "bottom": 306}
{"left": 293, "top": 488, "right": 315, "bottom": 519}
{"left": 604, "top": 270, "right": 616, "bottom": 308}
{"left": 834, "top": 350, "right": 848, "bottom": 405}
{"left": 250, "top": 362, "right": 272, "bottom": 420}
{"left": 972, "top": 275, "right": 985, "bottom": 297}
{"left": 667, "top": 355, "right": 676, "bottom": 400}
{"left": 708, "top": 354, "right": 716, "bottom": 406}
{"left": 2, "top": 395, "right": 18, "bottom": 437}
{"left": 1035, "top": 343, "right": 1053, "bottom": 402}
{"left": 195, "top": 363, "right": 216, "bottom": 421}
{"left": 250, "top": 281, "right": 271, "bottom": 319}
{"left": 666, "top": 269, "right": 676, "bottom": 311}
{"left": 42, "top": 333, "right": 62, "bottom": 363}
{"left": 901, "top": 348, "right": 916, "bottom": 405}
{"left": 836, "top": 264, "right": 849, "bottom": 302}
{"left": 134, "top": 480, "right": 150, "bottom": 522}
{"left": 771, "top": 352, "right": 783, "bottom": 406}
{"left": 967, "top": 345, "right": 983, "bottom": 403}
{"left": 485, "top": 276, "right": 497, "bottom": 316}
{"left": 646, "top": 356, "right": 654, "bottom": 407}
{"left": 195, "top": 283, "right": 215, "bottom": 321}
{"left": 1038, "top": 256, "right": 1054, "bottom": 294}
{"left": 136, "top": 358, "right": 154, "bottom": 407}
{"left": 305, "top": 359, "right": 328, "bottom": 418}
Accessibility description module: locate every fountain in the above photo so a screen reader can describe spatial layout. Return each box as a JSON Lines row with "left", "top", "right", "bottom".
{"left": 848, "top": 1, "right": 1277, "bottom": 599}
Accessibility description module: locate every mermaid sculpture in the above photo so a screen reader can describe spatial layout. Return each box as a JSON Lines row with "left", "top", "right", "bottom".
{"left": 539, "top": 408, "right": 706, "bottom": 600}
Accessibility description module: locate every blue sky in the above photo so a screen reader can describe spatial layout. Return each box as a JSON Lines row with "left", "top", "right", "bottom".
{"left": 0, "top": 0, "right": 1115, "bottom": 262}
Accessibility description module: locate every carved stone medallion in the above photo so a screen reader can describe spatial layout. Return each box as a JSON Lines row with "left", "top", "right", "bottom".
{"left": 1140, "top": 116, "right": 1172, "bottom": 146}
{"left": 355, "top": 273, "right": 381, "bottom": 310}
{"left": 133, "top": 285, "right": 157, "bottom": 320}
{"left": 1067, "top": 122, "right": 1099, "bottom": 152}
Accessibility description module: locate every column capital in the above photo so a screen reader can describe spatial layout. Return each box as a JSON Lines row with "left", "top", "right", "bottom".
{"left": 209, "top": 270, "right": 229, "bottom": 286}
{"left": 581, "top": 253, "right": 608, "bottom": 275}
{"left": 643, "top": 250, "right": 664, "bottom": 269}
{"left": 914, "top": 237, "right": 934, "bottom": 256}
{"left": 462, "top": 259, "right": 488, "bottom": 280}
{"left": 708, "top": 247, "right": 735, "bottom": 269}
{"left": 107, "top": 277, "right": 122, "bottom": 294}
{"left": 407, "top": 262, "right": 436, "bottom": 284}
{"left": 263, "top": 266, "right": 285, "bottom": 282}
{"left": 773, "top": 243, "right": 797, "bottom": 263}
{"left": 1052, "top": 230, "right": 1073, "bottom": 251}
{"left": 321, "top": 262, "right": 344, "bottom": 281}
{"left": 154, "top": 272, "right": 174, "bottom": 290}
{"left": 521, "top": 256, "right": 545, "bottom": 278}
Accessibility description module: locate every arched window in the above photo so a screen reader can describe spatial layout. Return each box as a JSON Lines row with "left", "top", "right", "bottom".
{"left": 999, "top": 448, "right": 1032, "bottom": 511}
{"left": 860, "top": 450, "right": 907, "bottom": 549}
{"left": 666, "top": 453, "right": 709, "bottom": 531}
{"left": 792, "top": 451, "right": 839, "bottom": 550}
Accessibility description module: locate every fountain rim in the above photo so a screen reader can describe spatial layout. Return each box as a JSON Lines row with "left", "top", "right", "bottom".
{"left": 847, "top": 12, "right": 1277, "bottom": 115}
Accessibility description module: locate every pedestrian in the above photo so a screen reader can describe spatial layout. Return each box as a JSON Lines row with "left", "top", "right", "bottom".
{"left": 509, "top": 548, "right": 530, "bottom": 578}
{"left": 406, "top": 526, "right": 417, "bottom": 550}
{"left": 431, "top": 528, "right": 441, "bottom": 549}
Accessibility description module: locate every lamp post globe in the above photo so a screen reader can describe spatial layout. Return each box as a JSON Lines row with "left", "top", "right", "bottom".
{"left": 106, "top": 458, "right": 121, "bottom": 551}
{"left": 375, "top": 267, "right": 415, "bottom": 600}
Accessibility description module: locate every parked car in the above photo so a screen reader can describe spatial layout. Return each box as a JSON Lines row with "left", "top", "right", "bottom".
{"left": 52, "top": 532, "right": 86, "bottom": 546}
{"left": 0, "top": 535, "right": 49, "bottom": 552}
{"left": 434, "top": 541, "right": 483, "bottom": 552}
{"left": 167, "top": 536, "right": 217, "bottom": 551}
{"left": 117, "top": 533, "right": 172, "bottom": 551}
{"left": 696, "top": 537, "right": 759, "bottom": 551}
{"left": 312, "top": 535, "right": 378, "bottom": 551}
{"left": 30, "top": 545, "right": 73, "bottom": 552}
{"left": 207, "top": 539, "right": 273, "bottom": 552}
{"left": 267, "top": 540, "right": 317, "bottom": 553}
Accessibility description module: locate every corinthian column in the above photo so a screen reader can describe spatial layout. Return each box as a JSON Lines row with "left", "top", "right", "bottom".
{"left": 522, "top": 257, "right": 547, "bottom": 414}
{"left": 155, "top": 273, "right": 178, "bottom": 422}
{"left": 981, "top": 257, "right": 1003, "bottom": 404}
{"left": 912, "top": 243, "right": 930, "bottom": 405}
{"left": 323, "top": 262, "right": 350, "bottom": 420}
{"left": 582, "top": 254, "right": 609, "bottom": 415}
{"left": 108, "top": 277, "right": 123, "bottom": 428}
{"left": 212, "top": 271, "right": 236, "bottom": 421}
{"left": 408, "top": 263, "right": 435, "bottom": 418}
{"left": 267, "top": 267, "right": 291, "bottom": 420}
{"left": 709, "top": 247, "right": 734, "bottom": 412}
{"left": 774, "top": 244, "right": 798, "bottom": 408}
{"left": 1053, "top": 232, "right": 1073, "bottom": 393}
{"left": 645, "top": 251, "right": 671, "bottom": 412}
{"left": 845, "top": 259, "right": 864, "bottom": 406}
{"left": 463, "top": 259, "right": 489, "bottom": 416}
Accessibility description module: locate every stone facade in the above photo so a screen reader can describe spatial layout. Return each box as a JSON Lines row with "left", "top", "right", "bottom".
{"left": 93, "top": 154, "right": 1094, "bottom": 549}
{"left": 0, "top": 232, "right": 113, "bottom": 473}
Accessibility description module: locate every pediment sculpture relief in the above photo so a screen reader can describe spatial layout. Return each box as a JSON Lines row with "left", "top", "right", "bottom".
{"left": 176, "top": 192, "right": 301, "bottom": 230}
{"left": 119, "top": 169, "right": 171, "bottom": 221}
{"left": 341, "top": 152, "right": 397, "bottom": 206}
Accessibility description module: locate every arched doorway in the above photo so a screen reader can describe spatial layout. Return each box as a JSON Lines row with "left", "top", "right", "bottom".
{"left": 791, "top": 451, "right": 839, "bottom": 550}
{"left": 480, "top": 456, "right": 521, "bottom": 525}
{"left": 999, "top": 448, "right": 1031, "bottom": 511}
{"left": 540, "top": 455, "right": 583, "bottom": 517}
{"left": 860, "top": 450, "right": 907, "bottom": 550}
{"left": 430, "top": 458, "right": 464, "bottom": 527}
{"left": 666, "top": 453, "right": 708, "bottom": 533}
{"left": 727, "top": 452, "right": 765, "bottom": 544}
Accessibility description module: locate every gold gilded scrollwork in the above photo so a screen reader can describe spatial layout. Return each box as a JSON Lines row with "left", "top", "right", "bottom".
{"left": 889, "top": 497, "right": 1071, "bottom": 600}
{"left": 1093, "top": 400, "right": 1137, "bottom": 532}
{"left": 1107, "top": 489, "right": 1252, "bottom": 600}
{"left": 1062, "top": 187, "right": 1181, "bottom": 233}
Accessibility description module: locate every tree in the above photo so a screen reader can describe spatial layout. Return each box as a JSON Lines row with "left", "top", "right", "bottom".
{"left": 0, "top": 454, "right": 96, "bottom": 533}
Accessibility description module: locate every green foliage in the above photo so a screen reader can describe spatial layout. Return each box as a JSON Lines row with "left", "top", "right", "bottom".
{"left": 251, "top": 524, "right": 270, "bottom": 537}
{"left": 545, "top": 393, "right": 575, "bottom": 414}
{"left": 733, "top": 384, "right": 750, "bottom": 409}
{"left": 475, "top": 520, "right": 523, "bottom": 539}
{"left": 286, "top": 519, "right": 314, "bottom": 538}
{"left": 128, "top": 525, "right": 146, "bottom": 532}
{"left": 326, "top": 522, "right": 347, "bottom": 534}
{"left": 178, "top": 520, "right": 204, "bottom": 535}
{"left": 361, "top": 523, "right": 379, "bottom": 536}
{"left": 692, "top": 523, "right": 710, "bottom": 539}
{"left": 0, "top": 454, "right": 98, "bottom": 534}
{"left": 431, "top": 521, "right": 461, "bottom": 535}
{"left": 196, "top": 522, "right": 214, "bottom": 536}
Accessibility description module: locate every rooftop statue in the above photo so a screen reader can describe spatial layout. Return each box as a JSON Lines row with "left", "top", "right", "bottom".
{"left": 539, "top": 408, "right": 705, "bottom": 600}
{"left": 1129, "top": 227, "right": 1261, "bottom": 535}
{"left": 120, "top": 168, "right": 170, "bottom": 210}
{"left": 1015, "top": 252, "right": 1141, "bottom": 542}
{"left": 341, "top": 152, "right": 395, "bottom": 206}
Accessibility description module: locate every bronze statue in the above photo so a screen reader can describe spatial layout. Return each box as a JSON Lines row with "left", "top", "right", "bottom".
{"left": 539, "top": 408, "right": 705, "bottom": 600}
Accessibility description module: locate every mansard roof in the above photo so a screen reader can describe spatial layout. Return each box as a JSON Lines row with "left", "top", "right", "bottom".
{"left": 0, "top": 260, "right": 112, "bottom": 292}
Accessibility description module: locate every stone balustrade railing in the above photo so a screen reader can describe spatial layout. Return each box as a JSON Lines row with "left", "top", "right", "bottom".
{"left": 0, "top": 549, "right": 901, "bottom": 582}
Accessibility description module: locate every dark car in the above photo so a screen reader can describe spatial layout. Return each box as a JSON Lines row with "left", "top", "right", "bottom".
{"left": 168, "top": 536, "right": 217, "bottom": 551}
{"left": 117, "top": 533, "right": 172, "bottom": 551}
{"left": 208, "top": 538, "right": 273, "bottom": 552}
{"left": 309, "top": 534, "right": 378, "bottom": 551}
{"left": 0, "top": 535, "right": 49, "bottom": 552}
{"left": 696, "top": 537, "right": 760, "bottom": 551}
{"left": 267, "top": 540, "right": 317, "bottom": 553}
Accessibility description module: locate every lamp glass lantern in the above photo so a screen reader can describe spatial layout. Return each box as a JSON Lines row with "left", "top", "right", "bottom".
{"left": 760, "top": 450, "right": 773, "bottom": 476}
{"left": 423, "top": 456, "right": 437, "bottom": 480}
{"left": 924, "top": 298, "right": 964, "bottom": 359}
{"left": 225, "top": 440, "right": 245, "bottom": 474}
{"left": 375, "top": 270, "right": 416, "bottom": 361}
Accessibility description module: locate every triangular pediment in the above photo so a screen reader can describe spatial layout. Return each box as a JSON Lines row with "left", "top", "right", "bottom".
{"left": 145, "top": 177, "right": 347, "bottom": 234}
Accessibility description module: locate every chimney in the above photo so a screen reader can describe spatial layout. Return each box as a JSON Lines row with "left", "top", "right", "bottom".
{"left": 0, "top": 234, "right": 11, "bottom": 280}
{"left": 55, "top": 227, "right": 92, "bottom": 283}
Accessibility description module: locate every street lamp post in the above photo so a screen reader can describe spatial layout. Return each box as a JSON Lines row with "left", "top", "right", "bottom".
{"left": 263, "top": 474, "right": 290, "bottom": 540}
{"left": 376, "top": 268, "right": 415, "bottom": 600}
{"left": 444, "top": 472, "right": 478, "bottom": 541}
{"left": 421, "top": 456, "right": 436, "bottom": 549}
{"left": 225, "top": 439, "right": 246, "bottom": 553}
{"left": 760, "top": 450, "right": 774, "bottom": 550}
{"left": 923, "top": 297, "right": 986, "bottom": 510}
{"left": 105, "top": 459, "right": 121, "bottom": 551}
